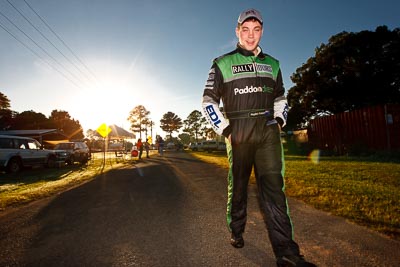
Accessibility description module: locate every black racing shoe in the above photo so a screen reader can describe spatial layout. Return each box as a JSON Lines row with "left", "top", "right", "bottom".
{"left": 276, "top": 255, "right": 317, "bottom": 267}
{"left": 230, "top": 233, "right": 244, "bottom": 248}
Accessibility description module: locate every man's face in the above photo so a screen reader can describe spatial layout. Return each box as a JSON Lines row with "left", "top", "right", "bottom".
{"left": 236, "top": 19, "right": 263, "bottom": 54}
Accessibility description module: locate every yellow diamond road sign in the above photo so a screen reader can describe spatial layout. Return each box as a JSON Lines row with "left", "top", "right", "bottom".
{"left": 97, "top": 123, "right": 112, "bottom": 138}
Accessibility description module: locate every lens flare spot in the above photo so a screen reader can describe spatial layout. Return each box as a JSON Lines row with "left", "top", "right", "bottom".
{"left": 308, "top": 149, "right": 320, "bottom": 164}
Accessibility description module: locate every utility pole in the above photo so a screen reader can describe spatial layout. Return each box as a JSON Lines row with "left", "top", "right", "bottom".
{"left": 150, "top": 121, "right": 153, "bottom": 142}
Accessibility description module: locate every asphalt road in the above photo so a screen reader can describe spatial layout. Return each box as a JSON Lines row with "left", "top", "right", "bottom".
{"left": 0, "top": 151, "right": 399, "bottom": 267}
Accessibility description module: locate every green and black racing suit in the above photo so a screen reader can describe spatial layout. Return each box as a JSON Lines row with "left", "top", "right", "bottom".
{"left": 201, "top": 44, "right": 300, "bottom": 258}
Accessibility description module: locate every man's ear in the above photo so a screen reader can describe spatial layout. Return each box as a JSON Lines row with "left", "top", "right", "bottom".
{"left": 235, "top": 27, "right": 240, "bottom": 38}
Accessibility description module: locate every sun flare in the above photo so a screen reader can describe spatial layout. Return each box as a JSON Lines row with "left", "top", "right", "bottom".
{"left": 69, "top": 60, "right": 169, "bottom": 133}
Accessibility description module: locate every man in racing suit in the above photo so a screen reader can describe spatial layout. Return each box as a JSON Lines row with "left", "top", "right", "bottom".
{"left": 201, "top": 8, "right": 316, "bottom": 267}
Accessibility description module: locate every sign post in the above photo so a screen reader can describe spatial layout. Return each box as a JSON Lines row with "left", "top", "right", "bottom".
{"left": 96, "top": 123, "right": 112, "bottom": 164}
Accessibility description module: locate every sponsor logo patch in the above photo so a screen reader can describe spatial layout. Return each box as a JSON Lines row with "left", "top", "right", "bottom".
{"left": 232, "top": 63, "right": 273, "bottom": 75}
{"left": 234, "top": 85, "right": 262, "bottom": 95}
{"left": 256, "top": 63, "right": 273, "bottom": 73}
{"left": 263, "top": 85, "right": 273, "bottom": 93}
{"left": 283, "top": 103, "right": 288, "bottom": 120}
{"left": 249, "top": 111, "right": 266, "bottom": 117}
{"left": 232, "top": 64, "right": 254, "bottom": 74}
{"left": 205, "top": 105, "right": 221, "bottom": 128}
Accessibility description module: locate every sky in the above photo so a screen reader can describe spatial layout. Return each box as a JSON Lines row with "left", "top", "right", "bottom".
{"left": 0, "top": 0, "right": 399, "bottom": 137}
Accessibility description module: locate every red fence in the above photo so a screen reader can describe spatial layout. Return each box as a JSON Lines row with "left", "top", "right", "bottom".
{"left": 307, "top": 104, "right": 400, "bottom": 154}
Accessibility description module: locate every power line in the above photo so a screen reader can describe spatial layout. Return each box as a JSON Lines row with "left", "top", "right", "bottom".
{"left": 0, "top": 19, "right": 82, "bottom": 89}
{"left": 0, "top": 8, "right": 84, "bottom": 89}
{"left": 23, "top": 0, "right": 99, "bottom": 84}
{"left": 5, "top": 0, "right": 90, "bottom": 88}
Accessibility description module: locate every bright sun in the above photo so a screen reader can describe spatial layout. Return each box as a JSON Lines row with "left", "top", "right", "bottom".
{"left": 69, "top": 60, "right": 168, "bottom": 134}
{"left": 75, "top": 80, "right": 137, "bottom": 132}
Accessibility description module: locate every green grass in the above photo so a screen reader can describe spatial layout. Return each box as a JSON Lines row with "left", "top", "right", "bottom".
{"left": 0, "top": 152, "right": 135, "bottom": 211}
{"left": 189, "top": 151, "right": 400, "bottom": 240}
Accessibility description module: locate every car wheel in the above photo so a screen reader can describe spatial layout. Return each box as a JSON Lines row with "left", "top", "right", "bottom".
{"left": 7, "top": 158, "right": 22, "bottom": 173}
{"left": 47, "top": 156, "right": 56, "bottom": 168}
{"left": 68, "top": 155, "right": 75, "bottom": 165}
{"left": 80, "top": 155, "right": 88, "bottom": 164}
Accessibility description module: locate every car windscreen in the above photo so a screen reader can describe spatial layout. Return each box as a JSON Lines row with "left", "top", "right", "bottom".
{"left": 55, "top": 143, "right": 74, "bottom": 149}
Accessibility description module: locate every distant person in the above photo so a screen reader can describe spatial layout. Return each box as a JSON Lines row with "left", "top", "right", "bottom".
{"left": 136, "top": 138, "right": 143, "bottom": 159}
{"left": 157, "top": 136, "right": 164, "bottom": 156}
{"left": 201, "top": 8, "right": 315, "bottom": 267}
{"left": 144, "top": 138, "right": 150, "bottom": 158}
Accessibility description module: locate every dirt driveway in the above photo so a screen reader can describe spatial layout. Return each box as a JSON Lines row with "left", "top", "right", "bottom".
{"left": 0, "top": 151, "right": 399, "bottom": 266}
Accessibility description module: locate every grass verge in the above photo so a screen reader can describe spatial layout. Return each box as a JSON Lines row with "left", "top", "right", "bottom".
{"left": 0, "top": 152, "right": 134, "bottom": 211}
{"left": 189, "top": 151, "right": 400, "bottom": 240}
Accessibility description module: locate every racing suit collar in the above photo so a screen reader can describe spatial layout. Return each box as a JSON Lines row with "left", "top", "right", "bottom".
{"left": 236, "top": 43, "right": 266, "bottom": 60}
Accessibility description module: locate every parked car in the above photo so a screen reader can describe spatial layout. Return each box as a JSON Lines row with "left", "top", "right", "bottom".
{"left": 195, "top": 140, "right": 226, "bottom": 152}
{"left": 54, "top": 141, "right": 90, "bottom": 165}
{"left": 189, "top": 142, "right": 203, "bottom": 151}
{"left": 166, "top": 142, "right": 175, "bottom": 150}
{"left": 202, "top": 140, "right": 218, "bottom": 152}
{"left": 217, "top": 141, "right": 227, "bottom": 151}
{"left": 0, "top": 135, "right": 69, "bottom": 173}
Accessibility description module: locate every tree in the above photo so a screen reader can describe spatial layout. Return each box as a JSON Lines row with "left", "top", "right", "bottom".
{"left": 203, "top": 126, "right": 216, "bottom": 140}
{"left": 142, "top": 118, "right": 154, "bottom": 140}
{"left": 49, "top": 110, "right": 71, "bottom": 129}
{"left": 183, "top": 110, "right": 207, "bottom": 142}
{"left": 49, "top": 110, "right": 84, "bottom": 140}
{"left": 12, "top": 110, "right": 50, "bottom": 129}
{"left": 160, "top": 111, "right": 182, "bottom": 139}
{"left": 0, "top": 92, "right": 13, "bottom": 130}
{"left": 178, "top": 133, "right": 190, "bottom": 145}
{"left": 86, "top": 129, "right": 100, "bottom": 140}
{"left": 0, "top": 92, "right": 11, "bottom": 110}
{"left": 287, "top": 26, "right": 400, "bottom": 129}
{"left": 0, "top": 92, "right": 85, "bottom": 138}
{"left": 127, "top": 105, "right": 150, "bottom": 139}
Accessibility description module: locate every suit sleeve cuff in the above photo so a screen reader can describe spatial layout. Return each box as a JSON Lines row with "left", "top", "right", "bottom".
{"left": 222, "top": 125, "right": 232, "bottom": 138}
{"left": 275, "top": 117, "right": 284, "bottom": 128}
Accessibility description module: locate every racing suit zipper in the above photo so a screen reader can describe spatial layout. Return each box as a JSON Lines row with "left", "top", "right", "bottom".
{"left": 253, "top": 56, "right": 272, "bottom": 124}
{"left": 253, "top": 57, "right": 262, "bottom": 84}
{"left": 253, "top": 57, "right": 258, "bottom": 77}
{"left": 252, "top": 57, "right": 264, "bottom": 94}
